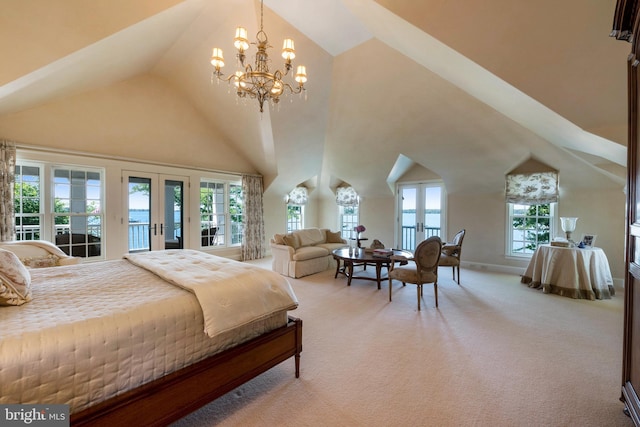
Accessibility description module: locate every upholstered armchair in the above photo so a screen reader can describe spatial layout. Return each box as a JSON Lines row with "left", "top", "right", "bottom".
{"left": 438, "top": 229, "right": 466, "bottom": 284}
{"left": 388, "top": 236, "right": 443, "bottom": 310}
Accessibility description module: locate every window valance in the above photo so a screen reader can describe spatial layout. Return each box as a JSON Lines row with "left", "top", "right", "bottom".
{"left": 335, "top": 186, "right": 359, "bottom": 207}
{"left": 287, "top": 186, "right": 308, "bottom": 206}
{"left": 505, "top": 171, "right": 558, "bottom": 204}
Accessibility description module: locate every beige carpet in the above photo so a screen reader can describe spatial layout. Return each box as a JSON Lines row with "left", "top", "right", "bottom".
{"left": 171, "top": 260, "right": 632, "bottom": 427}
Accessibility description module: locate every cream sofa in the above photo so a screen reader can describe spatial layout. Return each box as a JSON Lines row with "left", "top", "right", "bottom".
{"left": 0, "top": 240, "right": 80, "bottom": 268}
{"left": 270, "top": 228, "right": 347, "bottom": 278}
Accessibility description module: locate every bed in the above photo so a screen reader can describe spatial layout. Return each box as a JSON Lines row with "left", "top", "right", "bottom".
{"left": 0, "top": 249, "right": 302, "bottom": 426}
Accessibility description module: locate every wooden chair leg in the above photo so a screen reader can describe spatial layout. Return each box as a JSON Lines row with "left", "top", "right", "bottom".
{"left": 434, "top": 283, "right": 438, "bottom": 307}
{"left": 388, "top": 278, "right": 393, "bottom": 302}
{"left": 417, "top": 284, "right": 421, "bottom": 311}
{"left": 456, "top": 265, "right": 460, "bottom": 284}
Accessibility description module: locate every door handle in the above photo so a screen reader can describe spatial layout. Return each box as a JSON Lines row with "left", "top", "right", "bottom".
{"left": 160, "top": 223, "right": 164, "bottom": 236}
{"left": 150, "top": 224, "right": 157, "bottom": 235}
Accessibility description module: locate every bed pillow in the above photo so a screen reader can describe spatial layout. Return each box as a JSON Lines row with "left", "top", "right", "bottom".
{"left": 326, "top": 230, "right": 344, "bottom": 243}
{"left": 0, "top": 248, "right": 32, "bottom": 306}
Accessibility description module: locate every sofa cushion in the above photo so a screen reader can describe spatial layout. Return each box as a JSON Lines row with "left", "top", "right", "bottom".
{"left": 316, "top": 243, "right": 347, "bottom": 252}
{"left": 292, "top": 246, "right": 330, "bottom": 261}
{"left": 282, "top": 233, "right": 300, "bottom": 249}
{"left": 296, "top": 228, "right": 325, "bottom": 247}
{"left": 325, "top": 230, "right": 344, "bottom": 243}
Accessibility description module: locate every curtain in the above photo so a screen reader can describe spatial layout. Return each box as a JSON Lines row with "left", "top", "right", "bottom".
{"left": 505, "top": 171, "right": 558, "bottom": 204}
{"left": 287, "top": 186, "right": 308, "bottom": 206}
{"left": 241, "top": 174, "right": 265, "bottom": 261}
{"left": 335, "top": 186, "right": 359, "bottom": 206}
{"left": 0, "top": 140, "right": 16, "bottom": 242}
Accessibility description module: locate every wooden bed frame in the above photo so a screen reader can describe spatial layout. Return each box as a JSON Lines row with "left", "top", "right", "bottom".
{"left": 71, "top": 316, "right": 302, "bottom": 426}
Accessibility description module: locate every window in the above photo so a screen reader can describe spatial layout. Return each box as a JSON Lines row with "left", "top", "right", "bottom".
{"left": 200, "top": 179, "right": 243, "bottom": 247}
{"left": 14, "top": 163, "right": 43, "bottom": 241}
{"left": 52, "top": 167, "right": 103, "bottom": 258}
{"left": 14, "top": 161, "right": 104, "bottom": 258}
{"left": 339, "top": 205, "right": 358, "bottom": 239}
{"left": 287, "top": 205, "right": 303, "bottom": 232}
{"left": 507, "top": 203, "right": 555, "bottom": 256}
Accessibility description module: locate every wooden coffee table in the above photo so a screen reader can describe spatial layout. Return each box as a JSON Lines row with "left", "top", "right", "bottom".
{"left": 332, "top": 247, "right": 413, "bottom": 289}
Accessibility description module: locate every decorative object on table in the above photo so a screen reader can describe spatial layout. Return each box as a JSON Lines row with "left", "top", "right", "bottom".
{"left": 348, "top": 237, "right": 358, "bottom": 256}
{"left": 354, "top": 225, "right": 366, "bottom": 247}
{"left": 580, "top": 233, "right": 597, "bottom": 248}
{"left": 560, "top": 217, "right": 578, "bottom": 247}
{"left": 373, "top": 248, "right": 393, "bottom": 258}
{"left": 370, "top": 239, "right": 384, "bottom": 249}
{"left": 550, "top": 238, "right": 570, "bottom": 248}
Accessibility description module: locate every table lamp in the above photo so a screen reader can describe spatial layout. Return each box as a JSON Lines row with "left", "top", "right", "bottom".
{"left": 560, "top": 217, "right": 578, "bottom": 246}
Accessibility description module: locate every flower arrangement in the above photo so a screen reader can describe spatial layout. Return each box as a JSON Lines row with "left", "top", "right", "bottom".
{"left": 354, "top": 225, "right": 366, "bottom": 234}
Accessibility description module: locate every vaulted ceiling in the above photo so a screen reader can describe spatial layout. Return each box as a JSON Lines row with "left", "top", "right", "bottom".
{"left": 0, "top": 0, "right": 630, "bottom": 199}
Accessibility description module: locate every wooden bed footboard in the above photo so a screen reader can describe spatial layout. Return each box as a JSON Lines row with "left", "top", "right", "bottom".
{"left": 71, "top": 316, "right": 302, "bottom": 427}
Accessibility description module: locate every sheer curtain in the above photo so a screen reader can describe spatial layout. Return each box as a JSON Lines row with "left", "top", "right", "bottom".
{"left": 241, "top": 174, "right": 265, "bottom": 261}
{"left": 0, "top": 140, "right": 16, "bottom": 242}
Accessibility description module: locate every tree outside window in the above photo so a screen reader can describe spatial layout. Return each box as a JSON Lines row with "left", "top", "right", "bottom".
{"left": 509, "top": 203, "right": 553, "bottom": 256}
{"left": 287, "top": 205, "right": 303, "bottom": 232}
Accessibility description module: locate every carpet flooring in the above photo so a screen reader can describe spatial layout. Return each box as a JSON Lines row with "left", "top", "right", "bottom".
{"left": 171, "top": 260, "right": 632, "bottom": 427}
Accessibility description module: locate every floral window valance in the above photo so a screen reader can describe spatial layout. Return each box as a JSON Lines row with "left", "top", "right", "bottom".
{"left": 505, "top": 171, "right": 558, "bottom": 204}
{"left": 287, "top": 186, "right": 308, "bottom": 206}
{"left": 335, "top": 186, "right": 359, "bottom": 207}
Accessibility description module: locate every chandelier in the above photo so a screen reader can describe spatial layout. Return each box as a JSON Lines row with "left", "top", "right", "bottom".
{"left": 210, "top": 0, "right": 308, "bottom": 113}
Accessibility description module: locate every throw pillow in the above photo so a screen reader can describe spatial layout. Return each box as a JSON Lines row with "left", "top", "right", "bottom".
{"left": 21, "top": 254, "right": 60, "bottom": 268}
{"left": 273, "top": 233, "right": 286, "bottom": 245}
{"left": 326, "top": 230, "right": 344, "bottom": 243}
{"left": 0, "top": 248, "right": 33, "bottom": 306}
{"left": 282, "top": 233, "right": 300, "bottom": 249}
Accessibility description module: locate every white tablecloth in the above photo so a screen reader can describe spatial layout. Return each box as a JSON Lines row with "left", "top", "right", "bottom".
{"left": 521, "top": 244, "right": 614, "bottom": 300}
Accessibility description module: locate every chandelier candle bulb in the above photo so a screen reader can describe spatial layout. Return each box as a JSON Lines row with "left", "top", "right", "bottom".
{"left": 211, "top": 48, "right": 224, "bottom": 69}
{"left": 282, "top": 39, "right": 296, "bottom": 62}
{"left": 234, "top": 27, "right": 249, "bottom": 51}
{"left": 295, "top": 66, "right": 307, "bottom": 84}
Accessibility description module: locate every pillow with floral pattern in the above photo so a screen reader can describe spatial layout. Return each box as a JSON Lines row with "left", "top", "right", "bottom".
{"left": 0, "top": 248, "right": 32, "bottom": 306}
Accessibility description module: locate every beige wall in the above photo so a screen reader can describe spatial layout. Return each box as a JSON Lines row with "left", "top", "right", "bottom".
{"left": 0, "top": 74, "right": 256, "bottom": 174}
{"left": 1, "top": 72, "right": 626, "bottom": 282}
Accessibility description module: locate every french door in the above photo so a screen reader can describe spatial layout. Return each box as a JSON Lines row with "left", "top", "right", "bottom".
{"left": 123, "top": 171, "right": 189, "bottom": 252}
{"left": 397, "top": 182, "right": 445, "bottom": 251}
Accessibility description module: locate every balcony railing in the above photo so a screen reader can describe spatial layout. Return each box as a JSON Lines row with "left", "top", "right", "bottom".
{"left": 401, "top": 226, "right": 440, "bottom": 251}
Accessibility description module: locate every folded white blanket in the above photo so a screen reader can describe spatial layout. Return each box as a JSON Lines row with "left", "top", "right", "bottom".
{"left": 124, "top": 250, "right": 298, "bottom": 337}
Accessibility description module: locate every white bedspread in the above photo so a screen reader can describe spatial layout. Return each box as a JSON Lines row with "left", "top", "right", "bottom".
{"left": 0, "top": 257, "right": 294, "bottom": 413}
{"left": 124, "top": 250, "right": 298, "bottom": 337}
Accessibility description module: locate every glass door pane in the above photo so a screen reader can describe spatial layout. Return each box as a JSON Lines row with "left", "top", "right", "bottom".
{"left": 399, "top": 187, "right": 417, "bottom": 251}
{"left": 398, "top": 183, "right": 445, "bottom": 251}
{"left": 164, "top": 179, "right": 183, "bottom": 249}
{"left": 125, "top": 172, "right": 189, "bottom": 253}
{"left": 128, "top": 176, "right": 152, "bottom": 252}
{"left": 424, "top": 186, "right": 442, "bottom": 238}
